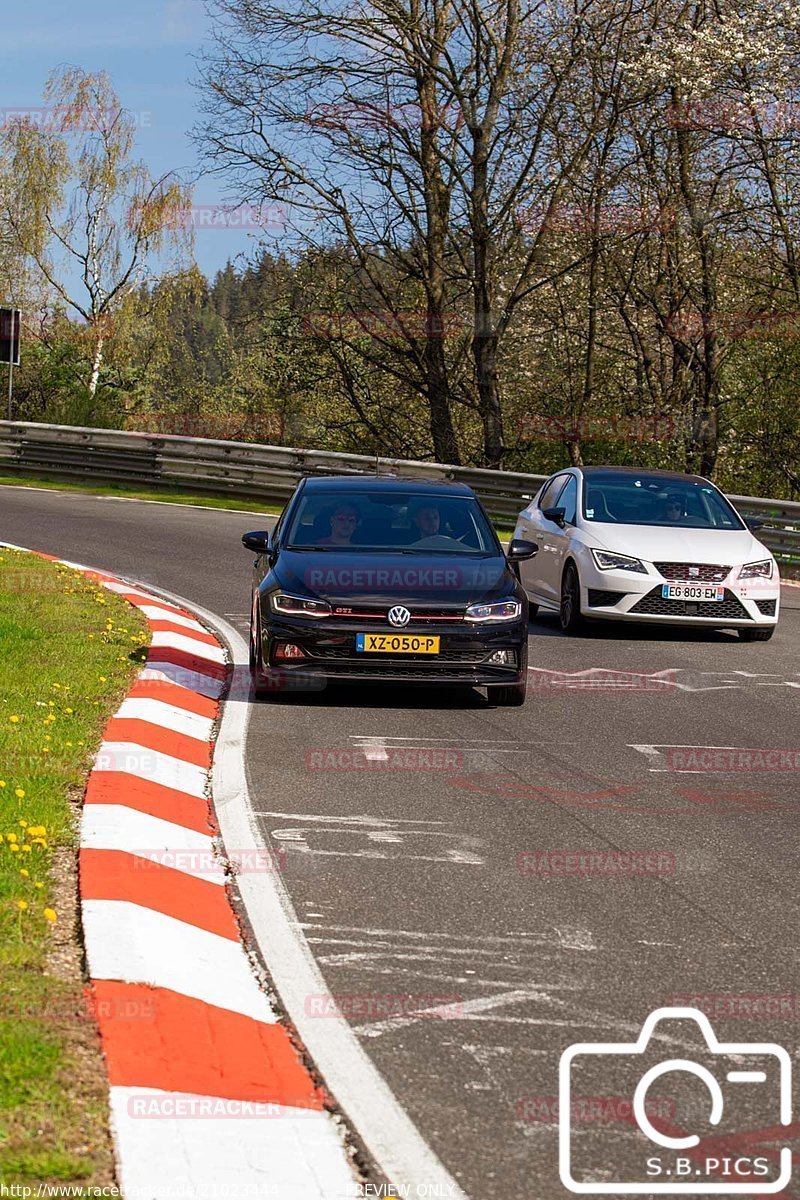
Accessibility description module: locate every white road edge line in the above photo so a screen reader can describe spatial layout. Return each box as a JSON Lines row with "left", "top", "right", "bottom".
{"left": 129, "top": 577, "right": 470, "bottom": 1200}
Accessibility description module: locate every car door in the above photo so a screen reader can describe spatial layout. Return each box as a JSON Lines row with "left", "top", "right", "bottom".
{"left": 516, "top": 473, "right": 570, "bottom": 604}
{"left": 543, "top": 473, "right": 578, "bottom": 594}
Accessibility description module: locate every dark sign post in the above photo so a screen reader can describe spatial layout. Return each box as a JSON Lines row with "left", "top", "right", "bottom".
{"left": 0, "top": 307, "right": 21, "bottom": 420}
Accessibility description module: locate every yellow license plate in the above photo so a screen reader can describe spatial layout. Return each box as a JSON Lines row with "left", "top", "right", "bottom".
{"left": 355, "top": 633, "right": 440, "bottom": 654}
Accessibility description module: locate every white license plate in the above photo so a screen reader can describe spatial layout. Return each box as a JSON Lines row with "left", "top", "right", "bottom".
{"left": 662, "top": 583, "right": 724, "bottom": 601}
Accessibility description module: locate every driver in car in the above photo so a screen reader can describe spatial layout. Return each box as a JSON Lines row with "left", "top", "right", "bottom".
{"left": 662, "top": 493, "right": 684, "bottom": 522}
{"left": 413, "top": 504, "right": 441, "bottom": 539}
{"left": 318, "top": 504, "right": 360, "bottom": 545}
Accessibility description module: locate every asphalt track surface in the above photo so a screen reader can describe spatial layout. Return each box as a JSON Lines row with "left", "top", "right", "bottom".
{"left": 3, "top": 483, "right": 800, "bottom": 1200}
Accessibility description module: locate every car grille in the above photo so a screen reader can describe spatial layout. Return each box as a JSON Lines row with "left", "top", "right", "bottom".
{"left": 756, "top": 599, "right": 777, "bottom": 616}
{"left": 630, "top": 587, "right": 751, "bottom": 619}
{"left": 328, "top": 606, "right": 465, "bottom": 625}
{"left": 587, "top": 589, "right": 625, "bottom": 607}
{"left": 312, "top": 661, "right": 509, "bottom": 681}
{"left": 309, "top": 645, "right": 489, "bottom": 663}
{"left": 655, "top": 562, "right": 731, "bottom": 582}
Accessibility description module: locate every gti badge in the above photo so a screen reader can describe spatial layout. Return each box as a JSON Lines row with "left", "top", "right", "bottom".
{"left": 388, "top": 605, "right": 411, "bottom": 628}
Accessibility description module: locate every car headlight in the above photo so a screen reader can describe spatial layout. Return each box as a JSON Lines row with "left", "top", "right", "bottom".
{"left": 591, "top": 549, "right": 648, "bottom": 573}
{"left": 738, "top": 559, "right": 773, "bottom": 579}
{"left": 465, "top": 599, "right": 522, "bottom": 622}
{"left": 271, "top": 593, "right": 332, "bottom": 618}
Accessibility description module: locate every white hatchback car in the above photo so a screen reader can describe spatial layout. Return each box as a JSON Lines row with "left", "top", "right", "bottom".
{"left": 513, "top": 466, "right": 780, "bottom": 639}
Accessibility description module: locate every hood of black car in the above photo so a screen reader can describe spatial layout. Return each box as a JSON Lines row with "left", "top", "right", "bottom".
{"left": 272, "top": 550, "right": 513, "bottom": 607}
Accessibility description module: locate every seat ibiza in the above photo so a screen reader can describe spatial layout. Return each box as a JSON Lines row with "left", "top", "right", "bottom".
{"left": 513, "top": 466, "right": 779, "bottom": 639}
{"left": 242, "top": 476, "right": 538, "bottom": 704}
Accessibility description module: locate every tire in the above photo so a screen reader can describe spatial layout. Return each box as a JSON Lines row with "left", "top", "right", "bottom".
{"left": 249, "top": 604, "right": 277, "bottom": 698}
{"left": 559, "top": 562, "right": 585, "bottom": 634}
{"left": 738, "top": 626, "right": 776, "bottom": 642}
{"left": 489, "top": 679, "right": 527, "bottom": 706}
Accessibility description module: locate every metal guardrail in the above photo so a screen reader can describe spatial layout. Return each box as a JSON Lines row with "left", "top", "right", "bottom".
{"left": 0, "top": 420, "right": 798, "bottom": 564}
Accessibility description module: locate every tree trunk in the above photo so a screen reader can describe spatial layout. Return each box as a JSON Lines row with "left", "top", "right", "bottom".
{"left": 88, "top": 333, "right": 105, "bottom": 399}
{"left": 471, "top": 127, "right": 504, "bottom": 468}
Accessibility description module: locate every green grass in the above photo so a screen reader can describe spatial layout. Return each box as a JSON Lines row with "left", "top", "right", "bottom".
{"left": 0, "top": 472, "right": 282, "bottom": 515}
{"left": 0, "top": 550, "right": 149, "bottom": 1186}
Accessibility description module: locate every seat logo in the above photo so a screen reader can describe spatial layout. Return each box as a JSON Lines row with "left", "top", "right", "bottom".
{"left": 388, "top": 605, "right": 411, "bottom": 627}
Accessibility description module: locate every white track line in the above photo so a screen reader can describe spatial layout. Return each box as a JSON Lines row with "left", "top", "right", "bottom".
{"left": 137, "top": 604, "right": 208, "bottom": 632}
{"left": 93, "top": 741, "right": 208, "bottom": 797}
{"left": 115, "top": 696, "right": 215, "bottom": 741}
{"left": 83, "top": 901, "right": 277, "bottom": 1023}
{"left": 109, "top": 1087, "right": 358, "bottom": 1200}
{"left": 150, "top": 630, "right": 227, "bottom": 662}
{"left": 81, "top": 806, "right": 224, "bottom": 884}
{"left": 140, "top": 582, "right": 469, "bottom": 1200}
{"left": 140, "top": 662, "right": 227, "bottom": 699}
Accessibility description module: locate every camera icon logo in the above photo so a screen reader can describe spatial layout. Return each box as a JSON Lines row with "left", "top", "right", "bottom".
{"left": 559, "top": 1006, "right": 791, "bottom": 1194}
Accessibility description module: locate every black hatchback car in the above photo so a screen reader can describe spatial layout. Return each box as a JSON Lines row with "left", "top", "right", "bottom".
{"left": 242, "top": 476, "right": 537, "bottom": 705}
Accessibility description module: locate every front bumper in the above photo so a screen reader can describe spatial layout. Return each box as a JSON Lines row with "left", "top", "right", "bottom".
{"left": 260, "top": 612, "right": 527, "bottom": 685}
{"left": 577, "top": 559, "right": 780, "bottom": 626}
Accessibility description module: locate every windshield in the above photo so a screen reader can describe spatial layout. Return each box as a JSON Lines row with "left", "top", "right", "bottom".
{"left": 284, "top": 490, "right": 500, "bottom": 554}
{"left": 582, "top": 474, "right": 745, "bottom": 530}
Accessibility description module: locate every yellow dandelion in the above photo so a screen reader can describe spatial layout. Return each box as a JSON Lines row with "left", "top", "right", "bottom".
{"left": 31, "top": 839, "right": 46, "bottom": 848}
{"left": 19, "top": 869, "right": 29, "bottom": 878}
{"left": 6, "top": 832, "right": 18, "bottom": 843}
{"left": 0, "top": 780, "right": 5, "bottom": 787}
{"left": 44, "top": 909, "right": 57, "bottom": 923}
{"left": 65, "top": 707, "right": 74, "bottom": 714}
{"left": 16, "top": 900, "right": 28, "bottom": 911}
{"left": 99, "top": 676, "right": 107, "bottom": 682}
{"left": 18, "top": 819, "right": 27, "bottom": 827}
{"left": 9, "top": 844, "right": 19, "bottom": 853}
{"left": 21, "top": 845, "right": 32, "bottom": 853}
{"left": 34, "top": 882, "right": 43, "bottom": 890}
{"left": 8, "top": 715, "right": 20, "bottom": 724}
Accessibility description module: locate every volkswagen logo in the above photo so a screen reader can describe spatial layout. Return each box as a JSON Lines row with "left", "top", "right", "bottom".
{"left": 388, "top": 605, "right": 411, "bottom": 628}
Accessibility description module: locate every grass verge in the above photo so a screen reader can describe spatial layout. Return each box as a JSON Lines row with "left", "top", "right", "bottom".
{"left": 0, "top": 472, "right": 282, "bottom": 515}
{"left": 0, "top": 549, "right": 149, "bottom": 1187}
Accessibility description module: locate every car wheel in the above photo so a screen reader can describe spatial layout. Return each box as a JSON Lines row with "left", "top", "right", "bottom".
{"left": 738, "top": 626, "right": 775, "bottom": 642}
{"left": 560, "top": 562, "right": 585, "bottom": 634}
{"left": 490, "top": 679, "right": 527, "bottom": 707}
{"left": 249, "top": 605, "right": 277, "bottom": 698}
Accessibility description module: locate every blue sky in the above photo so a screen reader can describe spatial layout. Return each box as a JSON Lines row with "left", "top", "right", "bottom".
{"left": 2, "top": 0, "right": 280, "bottom": 283}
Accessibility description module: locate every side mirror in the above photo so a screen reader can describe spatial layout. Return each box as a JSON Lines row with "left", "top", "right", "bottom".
{"left": 745, "top": 517, "right": 765, "bottom": 532}
{"left": 507, "top": 538, "right": 539, "bottom": 561}
{"left": 542, "top": 506, "right": 566, "bottom": 527}
{"left": 242, "top": 530, "right": 271, "bottom": 553}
